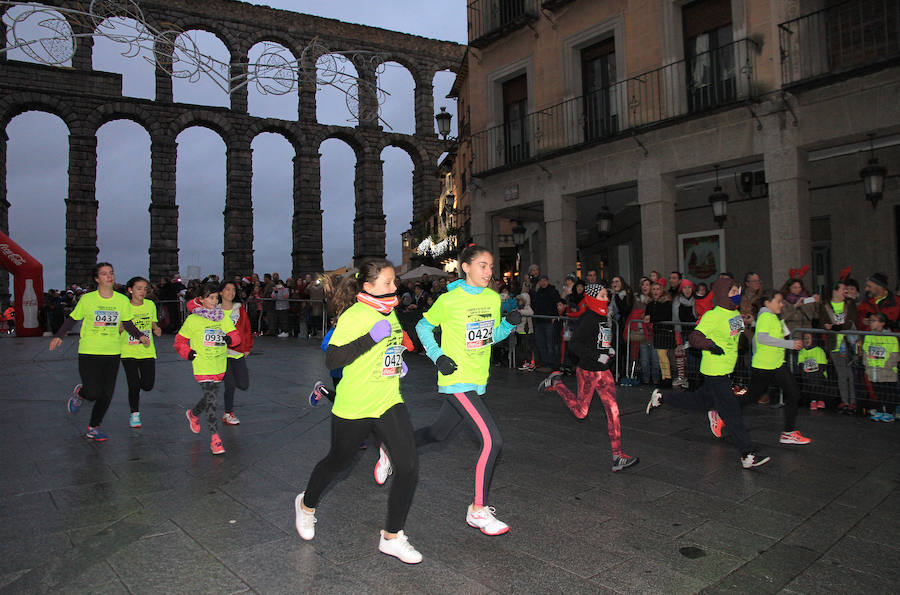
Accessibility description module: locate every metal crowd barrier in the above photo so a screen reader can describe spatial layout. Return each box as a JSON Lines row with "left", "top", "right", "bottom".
{"left": 157, "top": 297, "right": 328, "bottom": 338}
{"left": 787, "top": 327, "right": 900, "bottom": 411}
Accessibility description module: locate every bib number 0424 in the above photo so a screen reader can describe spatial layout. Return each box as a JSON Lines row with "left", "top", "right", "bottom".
{"left": 465, "top": 320, "right": 494, "bottom": 349}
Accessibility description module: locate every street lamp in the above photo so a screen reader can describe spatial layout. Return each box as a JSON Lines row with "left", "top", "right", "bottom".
{"left": 860, "top": 134, "right": 887, "bottom": 208}
{"left": 444, "top": 191, "right": 456, "bottom": 214}
{"left": 512, "top": 221, "right": 526, "bottom": 246}
{"left": 435, "top": 106, "right": 452, "bottom": 139}
{"left": 596, "top": 190, "right": 613, "bottom": 236}
{"left": 708, "top": 165, "right": 729, "bottom": 228}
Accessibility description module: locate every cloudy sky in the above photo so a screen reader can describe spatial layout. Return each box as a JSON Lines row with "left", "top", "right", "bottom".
{"left": 4, "top": 0, "right": 465, "bottom": 289}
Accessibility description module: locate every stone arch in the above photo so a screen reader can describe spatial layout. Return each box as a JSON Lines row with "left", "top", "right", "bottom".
{"left": 87, "top": 103, "right": 160, "bottom": 138}
{"left": 316, "top": 52, "right": 359, "bottom": 126}
{"left": 319, "top": 136, "right": 360, "bottom": 268}
{"left": 95, "top": 119, "right": 151, "bottom": 276}
{"left": 377, "top": 60, "right": 416, "bottom": 134}
{"left": 170, "top": 110, "right": 234, "bottom": 141}
{"left": 0, "top": 95, "right": 75, "bottom": 132}
{"left": 169, "top": 21, "right": 239, "bottom": 61}
{"left": 171, "top": 28, "right": 232, "bottom": 108}
{"left": 320, "top": 129, "right": 366, "bottom": 162}
{"left": 251, "top": 131, "right": 296, "bottom": 276}
{"left": 246, "top": 40, "right": 299, "bottom": 120}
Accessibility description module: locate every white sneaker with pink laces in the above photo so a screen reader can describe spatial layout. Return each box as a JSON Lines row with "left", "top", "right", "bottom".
{"left": 466, "top": 505, "right": 509, "bottom": 535}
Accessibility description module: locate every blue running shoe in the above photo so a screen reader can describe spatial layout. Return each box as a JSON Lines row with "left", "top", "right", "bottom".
{"left": 86, "top": 427, "right": 108, "bottom": 441}
{"left": 67, "top": 384, "right": 83, "bottom": 414}
{"left": 308, "top": 381, "right": 330, "bottom": 407}
{"left": 882, "top": 412, "right": 895, "bottom": 423}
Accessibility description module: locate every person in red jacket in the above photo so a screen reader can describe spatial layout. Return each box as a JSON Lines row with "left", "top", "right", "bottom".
{"left": 857, "top": 273, "right": 899, "bottom": 331}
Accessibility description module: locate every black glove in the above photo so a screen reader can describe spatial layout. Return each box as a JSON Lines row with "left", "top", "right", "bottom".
{"left": 436, "top": 354, "right": 458, "bottom": 376}
{"left": 223, "top": 334, "right": 233, "bottom": 346}
{"left": 188, "top": 350, "right": 197, "bottom": 361}
{"left": 505, "top": 310, "right": 522, "bottom": 326}
{"left": 708, "top": 344, "right": 725, "bottom": 355}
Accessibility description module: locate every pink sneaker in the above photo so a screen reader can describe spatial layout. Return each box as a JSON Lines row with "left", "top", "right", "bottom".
{"left": 186, "top": 409, "right": 200, "bottom": 434}
{"left": 210, "top": 433, "right": 225, "bottom": 455}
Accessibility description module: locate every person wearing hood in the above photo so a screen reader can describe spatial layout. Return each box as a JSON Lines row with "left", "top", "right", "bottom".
{"left": 408, "top": 245, "right": 519, "bottom": 536}
{"left": 294, "top": 258, "right": 424, "bottom": 564}
{"left": 538, "top": 284, "right": 639, "bottom": 473}
{"left": 646, "top": 277, "right": 770, "bottom": 469}
{"left": 174, "top": 282, "right": 242, "bottom": 455}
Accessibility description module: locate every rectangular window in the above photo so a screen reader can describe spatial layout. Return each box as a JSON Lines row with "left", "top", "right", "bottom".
{"left": 502, "top": 74, "right": 529, "bottom": 164}
{"left": 683, "top": 0, "right": 735, "bottom": 112}
{"left": 581, "top": 37, "right": 618, "bottom": 141}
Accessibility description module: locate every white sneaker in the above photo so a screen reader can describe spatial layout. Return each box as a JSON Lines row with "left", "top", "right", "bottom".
{"left": 378, "top": 530, "right": 422, "bottom": 564}
{"left": 294, "top": 493, "right": 316, "bottom": 540}
{"left": 672, "top": 376, "right": 684, "bottom": 387}
{"left": 466, "top": 505, "right": 509, "bottom": 535}
{"left": 277, "top": 332, "right": 289, "bottom": 338}
{"left": 374, "top": 445, "right": 393, "bottom": 485}
{"left": 645, "top": 389, "right": 663, "bottom": 414}
{"left": 222, "top": 412, "right": 240, "bottom": 425}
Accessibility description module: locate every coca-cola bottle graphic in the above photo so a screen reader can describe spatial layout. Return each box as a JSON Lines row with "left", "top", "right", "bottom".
{"left": 22, "top": 278, "right": 39, "bottom": 329}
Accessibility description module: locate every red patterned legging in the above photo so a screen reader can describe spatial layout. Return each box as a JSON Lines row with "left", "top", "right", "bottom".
{"left": 551, "top": 367, "right": 622, "bottom": 456}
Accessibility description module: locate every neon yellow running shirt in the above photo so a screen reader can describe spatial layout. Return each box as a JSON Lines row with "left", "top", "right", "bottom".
{"left": 329, "top": 302, "right": 404, "bottom": 420}
{"left": 120, "top": 300, "right": 157, "bottom": 359}
{"left": 696, "top": 306, "right": 742, "bottom": 376}
{"left": 70, "top": 291, "right": 134, "bottom": 355}
{"left": 178, "top": 313, "right": 236, "bottom": 377}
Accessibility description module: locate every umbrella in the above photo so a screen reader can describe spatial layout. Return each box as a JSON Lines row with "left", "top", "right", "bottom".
{"left": 399, "top": 265, "right": 449, "bottom": 280}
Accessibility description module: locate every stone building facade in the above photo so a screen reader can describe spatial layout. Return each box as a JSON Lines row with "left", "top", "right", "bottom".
{"left": 460, "top": 0, "right": 899, "bottom": 293}
{"left": 0, "top": 0, "right": 464, "bottom": 292}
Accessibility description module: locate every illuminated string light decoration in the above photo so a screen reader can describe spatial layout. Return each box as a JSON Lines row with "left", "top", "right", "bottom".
{"left": 1, "top": 0, "right": 392, "bottom": 123}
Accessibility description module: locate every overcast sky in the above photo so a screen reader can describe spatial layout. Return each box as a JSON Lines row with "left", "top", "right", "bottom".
{"left": 4, "top": 0, "right": 465, "bottom": 289}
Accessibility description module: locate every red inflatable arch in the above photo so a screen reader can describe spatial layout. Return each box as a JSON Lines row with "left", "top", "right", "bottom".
{"left": 0, "top": 231, "right": 44, "bottom": 337}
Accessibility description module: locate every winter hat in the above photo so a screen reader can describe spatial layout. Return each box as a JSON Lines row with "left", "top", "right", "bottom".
{"left": 679, "top": 279, "right": 695, "bottom": 290}
{"left": 867, "top": 272, "right": 889, "bottom": 291}
{"left": 537, "top": 274, "right": 549, "bottom": 281}
{"left": 656, "top": 278, "right": 667, "bottom": 287}
{"left": 583, "top": 283, "right": 609, "bottom": 316}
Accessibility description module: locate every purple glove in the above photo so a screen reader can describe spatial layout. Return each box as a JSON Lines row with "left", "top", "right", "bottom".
{"left": 400, "top": 361, "right": 408, "bottom": 378}
{"left": 369, "top": 319, "right": 391, "bottom": 342}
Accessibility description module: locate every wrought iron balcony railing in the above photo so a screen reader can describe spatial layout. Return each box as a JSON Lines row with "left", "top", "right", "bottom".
{"left": 779, "top": 0, "right": 900, "bottom": 86}
{"left": 470, "top": 38, "right": 758, "bottom": 175}
{"left": 467, "top": 0, "right": 539, "bottom": 48}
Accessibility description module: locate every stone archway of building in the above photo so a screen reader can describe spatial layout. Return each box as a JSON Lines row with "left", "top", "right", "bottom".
{"left": 247, "top": 41, "right": 298, "bottom": 121}
{"left": 96, "top": 119, "right": 151, "bottom": 278}
{"left": 252, "top": 131, "right": 295, "bottom": 277}
{"left": 176, "top": 126, "right": 226, "bottom": 278}
{"left": 316, "top": 53, "right": 359, "bottom": 127}
{"left": 172, "top": 29, "right": 231, "bottom": 108}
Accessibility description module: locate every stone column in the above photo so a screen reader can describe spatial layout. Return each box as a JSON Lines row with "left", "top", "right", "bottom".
{"left": 543, "top": 193, "right": 578, "bottom": 284}
{"left": 355, "top": 60, "right": 380, "bottom": 128}
{"left": 0, "top": 130, "right": 8, "bottom": 298}
{"left": 149, "top": 135, "right": 179, "bottom": 281}
{"left": 223, "top": 141, "right": 254, "bottom": 278}
{"left": 298, "top": 48, "right": 317, "bottom": 124}
{"left": 292, "top": 146, "right": 324, "bottom": 276}
{"left": 230, "top": 59, "right": 249, "bottom": 113}
{"left": 412, "top": 161, "right": 441, "bottom": 236}
{"left": 154, "top": 36, "right": 173, "bottom": 103}
{"left": 66, "top": 134, "right": 99, "bottom": 285}
{"left": 353, "top": 152, "right": 386, "bottom": 262}
{"left": 415, "top": 79, "right": 435, "bottom": 136}
{"left": 638, "top": 168, "right": 678, "bottom": 275}
{"left": 763, "top": 128, "right": 809, "bottom": 282}
{"left": 71, "top": 28, "right": 93, "bottom": 71}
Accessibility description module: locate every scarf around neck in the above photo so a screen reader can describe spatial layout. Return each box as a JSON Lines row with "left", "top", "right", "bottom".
{"left": 357, "top": 292, "right": 398, "bottom": 314}
{"left": 193, "top": 306, "right": 224, "bottom": 322}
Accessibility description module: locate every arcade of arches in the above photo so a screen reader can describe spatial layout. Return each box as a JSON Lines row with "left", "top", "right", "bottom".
{"left": 0, "top": 0, "right": 464, "bottom": 290}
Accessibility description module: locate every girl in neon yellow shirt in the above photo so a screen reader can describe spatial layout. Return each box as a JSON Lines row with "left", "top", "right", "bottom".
{"left": 119, "top": 277, "right": 161, "bottom": 429}
{"left": 409, "top": 245, "right": 519, "bottom": 535}
{"left": 294, "top": 259, "right": 423, "bottom": 564}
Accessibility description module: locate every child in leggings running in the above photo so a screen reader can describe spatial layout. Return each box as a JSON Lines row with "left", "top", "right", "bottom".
{"left": 404, "top": 245, "right": 519, "bottom": 535}
{"left": 119, "top": 277, "right": 161, "bottom": 429}
{"left": 538, "top": 283, "right": 639, "bottom": 472}
{"left": 294, "top": 259, "right": 422, "bottom": 564}
{"left": 646, "top": 277, "right": 770, "bottom": 469}
{"left": 708, "top": 289, "right": 812, "bottom": 445}
{"left": 50, "top": 263, "right": 150, "bottom": 441}
{"left": 175, "top": 283, "right": 240, "bottom": 455}
{"left": 218, "top": 281, "right": 253, "bottom": 425}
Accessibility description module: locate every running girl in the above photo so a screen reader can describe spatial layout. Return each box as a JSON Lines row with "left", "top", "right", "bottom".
{"left": 408, "top": 244, "right": 520, "bottom": 535}
{"left": 294, "top": 259, "right": 422, "bottom": 564}
{"left": 120, "top": 276, "right": 161, "bottom": 428}
{"left": 219, "top": 280, "right": 253, "bottom": 425}
{"left": 49, "top": 263, "right": 150, "bottom": 441}
{"left": 175, "top": 283, "right": 240, "bottom": 455}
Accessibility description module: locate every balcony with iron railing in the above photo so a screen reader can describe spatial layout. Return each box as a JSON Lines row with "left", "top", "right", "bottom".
{"left": 468, "top": 0, "right": 539, "bottom": 48}
{"left": 470, "top": 38, "right": 759, "bottom": 175}
{"left": 779, "top": 0, "right": 900, "bottom": 87}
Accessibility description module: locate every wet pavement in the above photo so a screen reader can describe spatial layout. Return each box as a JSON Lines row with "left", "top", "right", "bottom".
{"left": 1, "top": 334, "right": 898, "bottom": 594}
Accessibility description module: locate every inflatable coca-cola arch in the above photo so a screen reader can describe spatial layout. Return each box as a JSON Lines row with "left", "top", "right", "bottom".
{"left": 0, "top": 231, "right": 43, "bottom": 337}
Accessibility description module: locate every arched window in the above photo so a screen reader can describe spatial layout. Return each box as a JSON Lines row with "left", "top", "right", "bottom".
{"left": 247, "top": 42, "right": 298, "bottom": 121}
{"left": 172, "top": 30, "right": 230, "bottom": 108}
{"left": 377, "top": 61, "right": 415, "bottom": 134}
{"left": 316, "top": 53, "right": 358, "bottom": 126}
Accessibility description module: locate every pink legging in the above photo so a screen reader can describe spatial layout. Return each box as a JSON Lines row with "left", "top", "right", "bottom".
{"left": 551, "top": 367, "right": 622, "bottom": 456}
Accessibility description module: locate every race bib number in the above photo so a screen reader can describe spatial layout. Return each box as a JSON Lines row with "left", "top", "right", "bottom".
{"left": 833, "top": 312, "right": 845, "bottom": 325}
{"left": 466, "top": 319, "right": 494, "bottom": 349}
{"left": 203, "top": 328, "right": 225, "bottom": 347}
{"left": 868, "top": 345, "right": 886, "bottom": 360}
{"left": 93, "top": 310, "right": 119, "bottom": 327}
{"left": 802, "top": 358, "right": 819, "bottom": 373}
{"left": 728, "top": 315, "right": 744, "bottom": 336}
{"left": 599, "top": 324, "right": 612, "bottom": 349}
{"left": 381, "top": 345, "right": 405, "bottom": 377}
{"left": 128, "top": 329, "right": 151, "bottom": 345}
